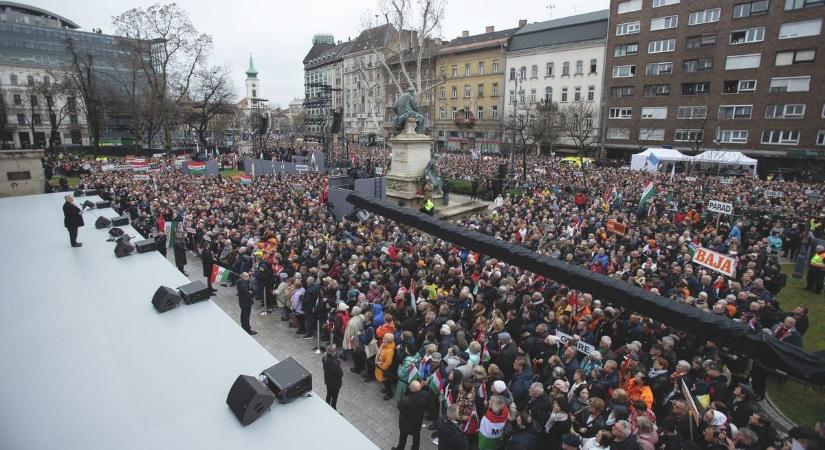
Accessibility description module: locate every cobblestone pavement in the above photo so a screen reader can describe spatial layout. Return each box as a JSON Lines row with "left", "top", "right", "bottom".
{"left": 174, "top": 254, "right": 437, "bottom": 450}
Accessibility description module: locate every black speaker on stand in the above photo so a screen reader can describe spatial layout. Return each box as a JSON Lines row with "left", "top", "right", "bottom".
{"left": 226, "top": 375, "right": 275, "bottom": 426}
{"left": 114, "top": 240, "right": 135, "bottom": 258}
{"left": 151, "top": 286, "right": 181, "bottom": 313}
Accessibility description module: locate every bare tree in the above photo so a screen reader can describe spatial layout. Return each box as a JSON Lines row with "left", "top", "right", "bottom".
{"left": 183, "top": 65, "right": 237, "bottom": 148}
{"left": 0, "top": 86, "right": 10, "bottom": 148}
{"left": 683, "top": 114, "right": 709, "bottom": 155}
{"left": 29, "top": 73, "right": 76, "bottom": 149}
{"left": 65, "top": 37, "right": 107, "bottom": 146}
{"left": 560, "top": 100, "right": 598, "bottom": 187}
{"left": 113, "top": 3, "right": 212, "bottom": 150}
{"left": 530, "top": 101, "right": 563, "bottom": 155}
{"left": 636, "top": 119, "right": 666, "bottom": 152}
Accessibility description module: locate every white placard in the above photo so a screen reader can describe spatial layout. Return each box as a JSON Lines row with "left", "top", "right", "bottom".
{"left": 720, "top": 178, "right": 733, "bottom": 185}
{"left": 555, "top": 330, "right": 595, "bottom": 355}
{"left": 295, "top": 164, "right": 309, "bottom": 172}
{"left": 692, "top": 246, "right": 737, "bottom": 278}
{"left": 707, "top": 199, "right": 733, "bottom": 215}
{"left": 765, "top": 190, "right": 783, "bottom": 198}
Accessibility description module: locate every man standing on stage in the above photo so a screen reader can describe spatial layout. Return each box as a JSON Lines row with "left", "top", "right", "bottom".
{"left": 237, "top": 272, "right": 256, "bottom": 335}
{"left": 62, "top": 195, "right": 84, "bottom": 247}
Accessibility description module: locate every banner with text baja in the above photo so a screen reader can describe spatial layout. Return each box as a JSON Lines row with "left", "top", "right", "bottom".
{"left": 691, "top": 246, "right": 737, "bottom": 278}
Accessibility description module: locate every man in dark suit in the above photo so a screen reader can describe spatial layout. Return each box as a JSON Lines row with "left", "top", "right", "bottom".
{"left": 394, "top": 380, "right": 430, "bottom": 450}
{"left": 237, "top": 272, "right": 256, "bottom": 335}
{"left": 201, "top": 241, "right": 216, "bottom": 295}
{"left": 62, "top": 195, "right": 84, "bottom": 247}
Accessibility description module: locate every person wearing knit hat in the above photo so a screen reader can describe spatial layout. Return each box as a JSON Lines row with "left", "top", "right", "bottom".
{"left": 337, "top": 303, "right": 349, "bottom": 312}
{"left": 493, "top": 379, "right": 507, "bottom": 394}
{"left": 554, "top": 378, "right": 570, "bottom": 394}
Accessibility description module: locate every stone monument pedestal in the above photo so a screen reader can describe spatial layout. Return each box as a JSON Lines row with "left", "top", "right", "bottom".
{"left": 386, "top": 119, "right": 435, "bottom": 206}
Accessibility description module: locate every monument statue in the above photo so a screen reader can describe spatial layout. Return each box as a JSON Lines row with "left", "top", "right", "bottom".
{"left": 422, "top": 155, "right": 443, "bottom": 195}
{"left": 393, "top": 87, "right": 426, "bottom": 135}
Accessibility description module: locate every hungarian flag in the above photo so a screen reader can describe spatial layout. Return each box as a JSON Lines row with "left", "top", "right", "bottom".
{"left": 130, "top": 161, "right": 149, "bottom": 172}
{"left": 210, "top": 265, "right": 231, "bottom": 285}
{"left": 407, "top": 364, "right": 420, "bottom": 384}
{"left": 639, "top": 181, "right": 657, "bottom": 207}
{"left": 239, "top": 174, "right": 252, "bottom": 185}
{"left": 482, "top": 346, "right": 491, "bottom": 364}
{"left": 164, "top": 221, "right": 176, "bottom": 248}
{"left": 189, "top": 161, "right": 206, "bottom": 175}
{"left": 428, "top": 370, "right": 443, "bottom": 396}
{"left": 478, "top": 406, "right": 509, "bottom": 449}
{"left": 463, "top": 409, "right": 479, "bottom": 435}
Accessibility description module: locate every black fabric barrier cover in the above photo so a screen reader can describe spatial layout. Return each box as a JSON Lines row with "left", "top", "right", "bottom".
{"left": 346, "top": 192, "right": 825, "bottom": 384}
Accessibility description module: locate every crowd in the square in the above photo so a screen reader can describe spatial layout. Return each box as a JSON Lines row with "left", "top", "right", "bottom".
{"left": 50, "top": 148, "right": 825, "bottom": 450}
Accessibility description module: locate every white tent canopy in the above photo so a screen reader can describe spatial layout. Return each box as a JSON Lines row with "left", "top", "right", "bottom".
{"left": 692, "top": 150, "right": 758, "bottom": 176}
{"left": 630, "top": 148, "right": 693, "bottom": 172}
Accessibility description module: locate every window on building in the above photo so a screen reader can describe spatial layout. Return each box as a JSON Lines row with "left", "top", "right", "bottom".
{"left": 561, "top": 87, "right": 569, "bottom": 102}
{"left": 649, "top": 39, "right": 676, "bottom": 53}
{"left": 653, "top": 0, "right": 680, "bottom": 7}
{"left": 531, "top": 65, "right": 538, "bottom": 79}
{"left": 617, "top": 0, "right": 643, "bottom": 14}
{"left": 30, "top": 95, "right": 38, "bottom": 107}
{"left": 723, "top": 79, "right": 758, "bottom": 93}
{"left": 562, "top": 62, "right": 570, "bottom": 76}
{"left": 32, "top": 114, "right": 42, "bottom": 125}
{"left": 519, "top": 90, "right": 525, "bottom": 103}
{"left": 492, "top": 83, "right": 499, "bottom": 96}
{"left": 609, "top": 107, "right": 633, "bottom": 119}
{"left": 10, "top": 74, "right": 18, "bottom": 85}
{"left": 720, "top": 130, "right": 750, "bottom": 143}
{"left": 545, "top": 87, "right": 553, "bottom": 103}
{"left": 477, "top": 84, "right": 484, "bottom": 97}
{"left": 681, "top": 82, "right": 711, "bottom": 95}
{"left": 452, "top": 65, "right": 458, "bottom": 77}
{"left": 817, "top": 130, "right": 825, "bottom": 145}
{"left": 775, "top": 49, "right": 816, "bottom": 65}
{"left": 686, "top": 33, "right": 717, "bottom": 49}
{"left": 26, "top": 75, "right": 34, "bottom": 86}
{"left": 641, "top": 107, "right": 668, "bottom": 119}
{"left": 766, "top": 104, "right": 806, "bottom": 118}
{"left": 478, "top": 62, "right": 485, "bottom": 75}
{"left": 683, "top": 58, "right": 713, "bottom": 72}
{"left": 761, "top": 129, "right": 800, "bottom": 144}
{"left": 17, "top": 113, "right": 26, "bottom": 125}
{"left": 616, "top": 21, "right": 641, "bottom": 36}
{"left": 545, "top": 62, "right": 555, "bottom": 77}
{"left": 587, "top": 85, "right": 595, "bottom": 101}
{"left": 477, "top": 106, "right": 484, "bottom": 119}
{"left": 786, "top": 0, "right": 825, "bottom": 10}
{"left": 451, "top": 107, "right": 457, "bottom": 119}
{"left": 646, "top": 62, "right": 673, "bottom": 75}
{"left": 528, "top": 89, "right": 536, "bottom": 103}
{"left": 440, "top": 87, "right": 445, "bottom": 99}
{"left": 464, "top": 85, "right": 471, "bottom": 97}
{"left": 590, "top": 59, "right": 597, "bottom": 74}
{"left": 614, "top": 43, "right": 640, "bottom": 57}
{"left": 612, "top": 65, "right": 637, "bottom": 78}
{"left": 451, "top": 86, "right": 457, "bottom": 98}
{"left": 611, "top": 86, "right": 635, "bottom": 98}
{"left": 573, "top": 86, "right": 581, "bottom": 101}
{"left": 640, "top": 128, "right": 666, "bottom": 141}
{"left": 730, "top": 27, "right": 766, "bottom": 45}
{"left": 644, "top": 84, "right": 672, "bottom": 96}
{"left": 464, "top": 64, "right": 471, "bottom": 76}
{"left": 492, "top": 105, "right": 498, "bottom": 119}
{"left": 492, "top": 60, "right": 499, "bottom": 72}
{"left": 510, "top": 67, "right": 516, "bottom": 81}
{"left": 651, "top": 15, "right": 679, "bottom": 31}
{"left": 769, "top": 76, "right": 811, "bottom": 92}
{"left": 688, "top": 8, "right": 721, "bottom": 25}
{"left": 675, "top": 129, "right": 704, "bottom": 142}
{"left": 13, "top": 94, "right": 22, "bottom": 106}
{"left": 510, "top": 90, "right": 516, "bottom": 104}
{"left": 439, "top": 107, "right": 446, "bottom": 119}
{"left": 440, "top": 66, "right": 446, "bottom": 78}
{"left": 718, "top": 105, "right": 753, "bottom": 119}
{"left": 69, "top": 114, "right": 78, "bottom": 125}
{"left": 733, "top": 1, "right": 770, "bottom": 18}
{"left": 677, "top": 105, "right": 708, "bottom": 119}
{"left": 575, "top": 60, "right": 583, "bottom": 75}
{"left": 607, "top": 128, "right": 631, "bottom": 140}
{"left": 725, "top": 54, "right": 762, "bottom": 70}
{"left": 779, "top": 19, "right": 823, "bottom": 39}
{"left": 518, "top": 66, "right": 526, "bottom": 80}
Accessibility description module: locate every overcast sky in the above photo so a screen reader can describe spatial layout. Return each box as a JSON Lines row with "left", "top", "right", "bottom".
{"left": 36, "top": 0, "right": 609, "bottom": 107}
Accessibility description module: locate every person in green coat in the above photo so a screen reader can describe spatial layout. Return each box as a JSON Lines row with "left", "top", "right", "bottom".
{"left": 395, "top": 342, "right": 422, "bottom": 401}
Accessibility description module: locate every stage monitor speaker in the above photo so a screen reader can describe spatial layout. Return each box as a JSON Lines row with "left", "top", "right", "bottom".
{"left": 260, "top": 357, "right": 312, "bottom": 404}
{"left": 73, "top": 189, "right": 97, "bottom": 197}
{"left": 114, "top": 240, "right": 135, "bottom": 258}
{"left": 111, "top": 215, "right": 129, "bottom": 227}
{"left": 95, "top": 216, "right": 111, "bottom": 229}
{"left": 226, "top": 375, "right": 275, "bottom": 426}
{"left": 151, "top": 286, "right": 181, "bottom": 313}
{"left": 178, "top": 280, "right": 210, "bottom": 304}
{"left": 82, "top": 200, "right": 95, "bottom": 209}
{"left": 135, "top": 239, "right": 158, "bottom": 253}
{"left": 95, "top": 201, "right": 111, "bottom": 209}
{"left": 108, "top": 227, "right": 125, "bottom": 238}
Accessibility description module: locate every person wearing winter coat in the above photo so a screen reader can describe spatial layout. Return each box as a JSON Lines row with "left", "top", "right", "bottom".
{"left": 437, "top": 404, "right": 469, "bottom": 450}
{"left": 342, "top": 306, "right": 364, "bottom": 360}
{"left": 322, "top": 344, "right": 343, "bottom": 410}
{"left": 395, "top": 380, "right": 430, "bottom": 450}
{"left": 375, "top": 333, "right": 396, "bottom": 400}
{"left": 395, "top": 343, "right": 423, "bottom": 401}
{"left": 635, "top": 416, "right": 659, "bottom": 450}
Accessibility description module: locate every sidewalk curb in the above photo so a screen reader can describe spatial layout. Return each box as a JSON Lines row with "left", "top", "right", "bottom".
{"left": 761, "top": 392, "right": 798, "bottom": 433}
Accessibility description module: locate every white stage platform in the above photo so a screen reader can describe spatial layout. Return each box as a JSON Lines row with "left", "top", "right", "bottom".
{"left": 0, "top": 192, "right": 377, "bottom": 450}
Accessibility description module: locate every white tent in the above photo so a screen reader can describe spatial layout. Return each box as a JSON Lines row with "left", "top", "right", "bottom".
{"left": 630, "top": 148, "right": 693, "bottom": 172}
{"left": 692, "top": 150, "right": 758, "bottom": 176}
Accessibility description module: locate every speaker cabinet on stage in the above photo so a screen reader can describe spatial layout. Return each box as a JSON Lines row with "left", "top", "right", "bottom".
{"left": 178, "top": 280, "right": 210, "bottom": 304}
{"left": 95, "top": 201, "right": 111, "bottom": 209}
{"left": 260, "top": 357, "right": 312, "bottom": 404}
{"left": 73, "top": 189, "right": 97, "bottom": 197}
{"left": 114, "top": 240, "right": 135, "bottom": 258}
{"left": 151, "top": 286, "right": 181, "bottom": 313}
{"left": 111, "top": 215, "right": 129, "bottom": 226}
{"left": 95, "top": 216, "right": 111, "bottom": 229}
{"left": 135, "top": 239, "right": 158, "bottom": 253}
{"left": 226, "top": 375, "right": 275, "bottom": 426}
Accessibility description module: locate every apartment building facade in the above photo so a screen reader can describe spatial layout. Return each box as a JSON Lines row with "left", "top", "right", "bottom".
{"left": 603, "top": 0, "right": 825, "bottom": 157}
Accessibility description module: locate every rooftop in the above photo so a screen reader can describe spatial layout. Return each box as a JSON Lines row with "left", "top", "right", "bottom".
{"left": 0, "top": 1, "right": 79, "bottom": 29}
{"left": 509, "top": 10, "right": 609, "bottom": 52}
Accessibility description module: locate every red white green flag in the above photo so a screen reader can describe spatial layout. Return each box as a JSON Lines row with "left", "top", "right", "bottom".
{"left": 209, "top": 265, "right": 231, "bottom": 285}
{"left": 239, "top": 174, "right": 252, "bottom": 185}
{"left": 188, "top": 161, "right": 206, "bottom": 175}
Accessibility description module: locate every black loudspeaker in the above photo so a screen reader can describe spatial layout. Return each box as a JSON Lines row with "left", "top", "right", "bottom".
{"left": 178, "top": 280, "right": 210, "bottom": 304}
{"left": 226, "top": 375, "right": 275, "bottom": 426}
{"left": 95, "top": 216, "right": 111, "bottom": 229}
{"left": 108, "top": 227, "right": 125, "bottom": 238}
{"left": 135, "top": 239, "right": 158, "bottom": 253}
{"left": 111, "top": 215, "right": 129, "bottom": 226}
{"left": 82, "top": 200, "right": 95, "bottom": 209}
{"left": 73, "top": 189, "right": 97, "bottom": 197}
{"left": 114, "top": 240, "right": 135, "bottom": 258}
{"left": 260, "top": 357, "right": 312, "bottom": 404}
{"left": 95, "top": 201, "right": 111, "bottom": 209}
{"left": 151, "top": 286, "right": 181, "bottom": 313}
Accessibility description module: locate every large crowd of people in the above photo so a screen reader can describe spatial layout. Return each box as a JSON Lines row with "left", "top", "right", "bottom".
{"left": 58, "top": 148, "right": 824, "bottom": 450}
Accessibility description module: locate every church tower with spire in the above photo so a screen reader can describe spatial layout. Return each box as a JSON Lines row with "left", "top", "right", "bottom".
{"left": 245, "top": 53, "right": 259, "bottom": 99}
